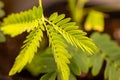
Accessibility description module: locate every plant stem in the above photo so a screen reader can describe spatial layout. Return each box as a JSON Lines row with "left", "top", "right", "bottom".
{"left": 39, "top": 0, "right": 42, "bottom": 7}
{"left": 39, "top": 0, "right": 44, "bottom": 21}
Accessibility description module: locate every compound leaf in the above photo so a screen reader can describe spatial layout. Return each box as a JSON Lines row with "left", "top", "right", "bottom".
{"left": 9, "top": 27, "right": 43, "bottom": 76}
{"left": 46, "top": 25, "right": 71, "bottom": 80}
{"left": 1, "top": 6, "right": 43, "bottom": 37}
{"left": 48, "top": 12, "right": 97, "bottom": 54}
{"left": 91, "top": 32, "right": 120, "bottom": 80}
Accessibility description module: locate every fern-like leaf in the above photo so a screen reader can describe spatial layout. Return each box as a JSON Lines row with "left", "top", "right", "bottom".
{"left": 1, "top": 6, "right": 43, "bottom": 37}
{"left": 1, "top": 5, "right": 98, "bottom": 80}
{"left": 9, "top": 26, "right": 43, "bottom": 76}
{"left": 46, "top": 25, "right": 71, "bottom": 80}
{"left": 48, "top": 12, "right": 97, "bottom": 54}
{"left": 90, "top": 32, "right": 120, "bottom": 80}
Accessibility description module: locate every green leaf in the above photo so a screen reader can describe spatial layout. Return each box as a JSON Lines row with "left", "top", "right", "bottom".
{"left": 48, "top": 13, "right": 97, "bottom": 54}
{"left": 109, "top": 65, "right": 120, "bottom": 80}
{"left": 53, "top": 14, "right": 65, "bottom": 23}
{"left": 46, "top": 25, "right": 71, "bottom": 80}
{"left": 0, "top": 1, "right": 5, "bottom": 18}
{"left": 91, "top": 54, "right": 103, "bottom": 76}
{"left": 85, "top": 10, "right": 104, "bottom": 32}
{"left": 69, "top": 57, "right": 81, "bottom": 76}
{"left": 68, "top": 45, "right": 90, "bottom": 74}
{"left": 0, "top": 1, "right": 4, "bottom": 8}
{"left": 56, "top": 18, "right": 71, "bottom": 26}
{"left": 0, "top": 31, "right": 6, "bottom": 42}
{"left": 27, "top": 48, "right": 57, "bottom": 76}
{"left": 9, "top": 27, "right": 43, "bottom": 76}
{"left": 0, "top": 10, "right": 5, "bottom": 18}
{"left": 91, "top": 32, "right": 120, "bottom": 80}
{"left": 91, "top": 32, "right": 120, "bottom": 59}
{"left": 73, "top": 50, "right": 90, "bottom": 73}
{"left": 1, "top": 6, "right": 43, "bottom": 37}
{"left": 104, "top": 62, "right": 120, "bottom": 80}
{"left": 49, "top": 12, "right": 58, "bottom": 21}
{"left": 40, "top": 72, "right": 57, "bottom": 80}
{"left": 69, "top": 73, "right": 77, "bottom": 80}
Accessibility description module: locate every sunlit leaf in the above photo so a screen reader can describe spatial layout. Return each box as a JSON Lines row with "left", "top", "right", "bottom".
{"left": 9, "top": 27, "right": 43, "bottom": 76}
{"left": 1, "top": 6, "right": 43, "bottom": 37}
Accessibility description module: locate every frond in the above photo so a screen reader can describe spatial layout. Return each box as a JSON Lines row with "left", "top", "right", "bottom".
{"left": 9, "top": 26, "right": 43, "bottom": 76}
{"left": 90, "top": 32, "right": 120, "bottom": 80}
{"left": 46, "top": 25, "right": 71, "bottom": 80}
{"left": 47, "top": 12, "right": 97, "bottom": 54}
{"left": 1, "top": 6, "right": 43, "bottom": 37}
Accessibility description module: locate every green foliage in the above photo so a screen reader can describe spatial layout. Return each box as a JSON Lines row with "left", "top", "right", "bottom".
{"left": 0, "top": 1, "right": 5, "bottom": 18}
{"left": 21, "top": 31, "right": 120, "bottom": 80}
{"left": 1, "top": 4, "right": 97, "bottom": 80}
{"left": 90, "top": 53, "right": 103, "bottom": 76}
{"left": 68, "top": 0, "right": 87, "bottom": 23}
{"left": 27, "top": 47, "right": 77, "bottom": 80}
{"left": 0, "top": 31, "right": 5, "bottom": 42}
{"left": 48, "top": 12, "right": 97, "bottom": 54}
{"left": 68, "top": 0, "right": 105, "bottom": 32}
{"left": 0, "top": 1, "right": 5, "bottom": 42}
{"left": 90, "top": 32, "right": 120, "bottom": 80}
{"left": 46, "top": 25, "right": 71, "bottom": 80}
{"left": 27, "top": 48, "right": 57, "bottom": 76}
{"left": 9, "top": 26, "right": 43, "bottom": 75}
{"left": 68, "top": 1, "right": 120, "bottom": 79}
{"left": 40, "top": 72, "right": 57, "bottom": 80}
{"left": 69, "top": 48, "right": 91, "bottom": 74}
{"left": 84, "top": 10, "right": 104, "bottom": 32}
{"left": 1, "top": 0, "right": 120, "bottom": 80}
{"left": 1, "top": 6, "right": 43, "bottom": 37}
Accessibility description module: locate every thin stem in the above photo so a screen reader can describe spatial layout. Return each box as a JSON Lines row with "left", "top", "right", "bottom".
{"left": 39, "top": 0, "right": 44, "bottom": 21}
{"left": 39, "top": 0, "right": 42, "bottom": 7}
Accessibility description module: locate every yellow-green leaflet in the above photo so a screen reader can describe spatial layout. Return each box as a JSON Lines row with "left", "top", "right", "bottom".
{"left": 1, "top": 6, "right": 43, "bottom": 37}
{"left": 9, "top": 27, "right": 43, "bottom": 75}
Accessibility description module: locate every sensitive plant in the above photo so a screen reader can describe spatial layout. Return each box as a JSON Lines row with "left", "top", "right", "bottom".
{"left": 0, "top": 0, "right": 120, "bottom": 80}
{"left": 27, "top": 32, "right": 120, "bottom": 80}
{"left": 0, "top": 0, "right": 97, "bottom": 80}
{"left": 68, "top": 0, "right": 120, "bottom": 80}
